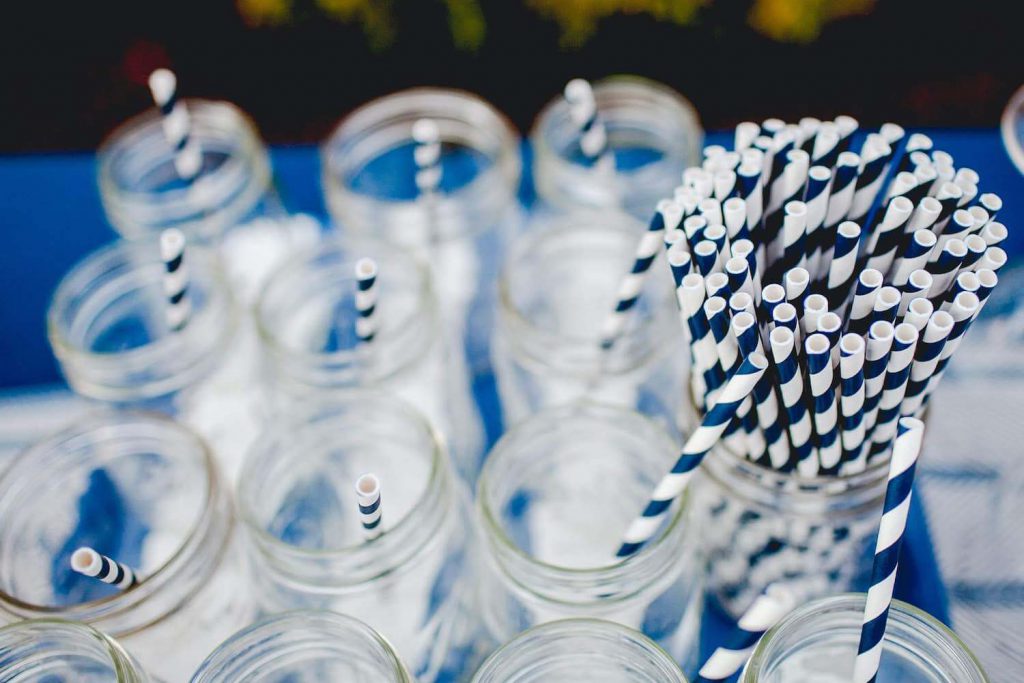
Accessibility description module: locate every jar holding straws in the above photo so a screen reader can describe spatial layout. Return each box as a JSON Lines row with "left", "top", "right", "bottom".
{"left": 321, "top": 88, "right": 522, "bottom": 390}
{"left": 0, "top": 413, "right": 251, "bottom": 681}
{"left": 471, "top": 619, "right": 689, "bottom": 683}
{"left": 492, "top": 208, "right": 687, "bottom": 430}
{"left": 740, "top": 594, "right": 989, "bottom": 681}
{"left": 47, "top": 234, "right": 261, "bottom": 483}
{"left": 0, "top": 620, "right": 151, "bottom": 682}
{"left": 236, "top": 391, "right": 481, "bottom": 683}
{"left": 474, "top": 403, "right": 703, "bottom": 673}
{"left": 532, "top": 76, "right": 702, "bottom": 220}
{"left": 99, "top": 69, "right": 309, "bottom": 305}
{"left": 191, "top": 611, "right": 414, "bottom": 682}
{"left": 256, "top": 236, "right": 484, "bottom": 483}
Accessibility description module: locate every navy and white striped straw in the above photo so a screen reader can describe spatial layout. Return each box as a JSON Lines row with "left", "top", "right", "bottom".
{"left": 853, "top": 417, "right": 925, "bottom": 683}
{"left": 866, "top": 324, "right": 919, "bottom": 460}
{"left": 825, "top": 221, "right": 861, "bottom": 313}
{"left": 696, "top": 585, "right": 795, "bottom": 682}
{"left": 769, "top": 327, "right": 814, "bottom": 476}
{"left": 900, "top": 311, "right": 954, "bottom": 419}
{"left": 564, "top": 79, "right": 612, "bottom": 170}
{"left": 616, "top": 353, "right": 767, "bottom": 557}
{"left": 159, "top": 228, "right": 191, "bottom": 332}
{"left": 806, "top": 333, "right": 841, "bottom": 472}
{"left": 839, "top": 334, "right": 867, "bottom": 469}
{"left": 148, "top": 69, "right": 202, "bottom": 180}
{"left": 412, "top": 119, "right": 443, "bottom": 196}
{"left": 355, "top": 473, "right": 383, "bottom": 540}
{"left": 354, "top": 257, "right": 379, "bottom": 345}
{"left": 858, "top": 321, "right": 895, "bottom": 462}
{"left": 70, "top": 547, "right": 138, "bottom": 590}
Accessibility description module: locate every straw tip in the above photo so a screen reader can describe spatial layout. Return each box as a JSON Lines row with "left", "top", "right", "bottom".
{"left": 147, "top": 68, "right": 176, "bottom": 104}
{"left": 563, "top": 78, "right": 593, "bottom": 103}
{"left": 411, "top": 119, "right": 440, "bottom": 145}
{"left": 355, "top": 473, "right": 380, "bottom": 497}
{"left": 355, "top": 257, "right": 378, "bottom": 280}
{"left": 746, "top": 351, "right": 769, "bottom": 371}
{"left": 897, "top": 416, "right": 925, "bottom": 434}
{"left": 159, "top": 228, "right": 186, "bottom": 258}
{"left": 70, "top": 547, "right": 100, "bottom": 573}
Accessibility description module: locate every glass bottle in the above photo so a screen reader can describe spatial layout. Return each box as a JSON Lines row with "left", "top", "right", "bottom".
{"left": 0, "top": 619, "right": 150, "bottom": 683}
{"left": 492, "top": 209, "right": 685, "bottom": 431}
{"left": 236, "top": 391, "right": 481, "bottom": 682}
{"left": 532, "top": 75, "right": 702, "bottom": 220}
{"left": 0, "top": 412, "right": 252, "bottom": 682}
{"left": 256, "top": 235, "right": 484, "bottom": 483}
{"left": 474, "top": 403, "right": 703, "bottom": 674}
{"left": 742, "top": 594, "right": 989, "bottom": 682}
{"left": 190, "top": 610, "right": 413, "bottom": 682}
{"left": 471, "top": 619, "right": 689, "bottom": 683}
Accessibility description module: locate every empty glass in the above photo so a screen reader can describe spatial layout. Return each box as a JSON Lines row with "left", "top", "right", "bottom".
{"left": 0, "top": 619, "right": 150, "bottom": 682}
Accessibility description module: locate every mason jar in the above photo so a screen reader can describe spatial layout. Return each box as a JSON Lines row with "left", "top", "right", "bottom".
{"left": 0, "top": 619, "right": 150, "bottom": 682}
{"left": 190, "top": 610, "right": 413, "bottom": 682}
{"left": 321, "top": 87, "right": 522, "bottom": 388}
{"left": 742, "top": 594, "right": 988, "bottom": 682}
{"left": 0, "top": 412, "right": 252, "bottom": 682}
{"left": 692, "top": 441, "right": 889, "bottom": 619}
{"left": 474, "top": 403, "right": 703, "bottom": 674}
{"left": 493, "top": 210, "right": 685, "bottom": 431}
{"left": 471, "top": 619, "right": 689, "bottom": 683}
{"left": 97, "top": 97, "right": 311, "bottom": 305}
{"left": 47, "top": 236, "right": 260, "bottom": 483}
{"left": 236, "top": 391, "right": 481, "bottom": 683}
{"left": 531, "top": 75, "right": 702, "bottom": 220}
{"left": 256, "top": 235, "right": 484, "bottom": 483}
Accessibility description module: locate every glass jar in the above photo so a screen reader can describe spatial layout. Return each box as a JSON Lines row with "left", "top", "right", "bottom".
{"left": 493, "top": 210, "right": 686, "bottom": 431}
{"left": 190, "top": 610, "right": 413, "bottom": 682}
{"left": 47, "top": 237, "right": 260, "bottom": 483}
{"left": 256, "top": 235, "right": 484, "bottom": 483}
{"left": 474, "top": 403, "right": 703, "bottom": 674}
{"left": 692, "top": 439, "right": 889, "bottom": 619}
{"left": 471, "top": 619, "right": 688, "bottom": 683}
{"left": 531, "top": 75, "right": 702, "bottom": 220}
{"left": 237, "top": 391, "right": 481, "bottom": 683}
{"left": 0, "top": 619, "right": 150, "bottom": 682}
{"left": 0, "top": 412, "right": 252, "bottom": 682}
{"left": 321, "top": 87, "right": 522, "bottom": 386}
{"left": 742, "top": 594, "right": 988, "bottom": 682}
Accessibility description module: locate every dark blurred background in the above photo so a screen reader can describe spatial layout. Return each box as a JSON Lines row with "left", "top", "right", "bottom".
{"left": 1, "top": 0, "right": 1020, "bottom": 151}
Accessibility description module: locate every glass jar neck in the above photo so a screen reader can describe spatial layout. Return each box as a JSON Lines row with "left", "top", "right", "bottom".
{"left": 191, "top": 610, "right": 411, "bottom": 682}
{"left": 0, "top": 413, "right": 233, "bottom": 637}
{"left": 0, "top": 620, "right": 149, "bottom": 682}
{"left": 98, "top": 99, "right": 272, "bottom": 243}
{"left": 744, "top": 594, "right": 988, "bottom": 682}
{"left": 47, "top": 238, "right": 237, "bottom": 403}
{"left": 256, "top": 238, "right": 438, "bottom": 393}
{"left": 472, "top": 619, "right": 687, "bottom": 682}
{"left": 322, "top": 87, "right": 520, "bottom": 245}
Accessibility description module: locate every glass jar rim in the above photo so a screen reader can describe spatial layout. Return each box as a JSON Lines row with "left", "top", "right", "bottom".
{"left": 476, "top": 401, "right": 689, "bottom": 597}
{"left": 191, "top": 609, "right": 412, "bottom": 682}
{"left": 0, "top": 411, "right": 224, "bottom": 627}
{"left": 0, "top": 618, "right": 147, "bottom": 682}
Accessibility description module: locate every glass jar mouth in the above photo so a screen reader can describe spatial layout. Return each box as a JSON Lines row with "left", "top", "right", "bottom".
{"left": 46, "top": 237, "right": 237, "bottom": 402}
{"left": 497, "top": 212, "right": 678, "bottom": 375}
{"left": 191, "top": 610, "right": 412, "bottom": 682}
{"left": 236, "top": 391, "right": 449, "bottom": 583}
{"left": 477, "top": 402, "right": 689, "bottom": 600}
{"left": 746, "top": 593, "right": 989, "bottom": 682}
{"left": 0, "top": 412, "right": 223, "bottom": 629}
{"left": 321, "top": 87, "right": 521, "bottom": 243}
{"left": 97, "top": 99, "right": 272, "bottom": 242}
{"left": 0, "top": 618, "right": 145, "bottom": 682}
{"left": 255, "top": 236, "right": 437, "bottom": 385}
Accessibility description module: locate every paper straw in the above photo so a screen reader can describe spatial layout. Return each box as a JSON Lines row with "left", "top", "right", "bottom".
{"left": 806, "top": 333, "right": 841, "bottom": 472}
{"left": 696, "top": 585, "right": 796, "bottom": 683}
{"left": 803, "top": 166, "right": 832, "bottom": 275}
{"left": 731, "top": 238, "right": 762, "bottom": 303}
{"left": 770, "top": 327, "right": 814, "bottom": 476}
{"left": 932, "top": 182, "right": 963, "bottom": 232}
{"left": 960, "top": 234, "right": 988, "bottom": 271}
{"left": 847, "top": 270, "right": 883, "bottom": 337}
{"left": 859, "top": 321, "right": 895, "bottom": 449}
{"left": 355, "top": 473, "right": 383, "bottom": 540}
{"left": 866, "top": 323, "right": 919, "bottom": 460}
{"left": 772, "top": 302, "right": 800, "bottom": 342}
{"left": 564, "top": 79, "right": 611, "bottom": 170}
{"left": 600, "top": 200, "right": 682, "bottom": 349}
{"left": 925, "top": 239, "right": 966, "bottom": 299}
{"left": 817, "top": 312, "right": 843, "bottom": 368}
{"left": 737, "top": 162, "right": 765, "bottom": 261}
{"left": 667, "top": 242, "right": 693, "bottom": 284}
{"left": 412, "top": 119, "right": 443, "bottom": 195}
{"left": 729, "top": 292, "right": 756, "bottom": 321}
{"left": 706, "top": 272, "right": 731, "bottom": 301}
{"left": 724, "top": 197, "right": 752, "bottom": 245}
{"left": 826, "top": 221, "right": 861, "bottom": 313}
{"left": 933, "top": 210, "right": 972, "bottom": 256}
{"left": 784, "top": 267, "right": 809, "bottom": 318}
{"left": 694, "top": 241, "right": 720, "bottom": 278}
{"left": 70, "top": 547, "right": 138, "bottom": 590}
{"left": 811, "top": 121, "right": 839, "bottom": 165}
{"left": 799, "top": 117, "right": 821, "bottom": 151}
{"left": 979, "top": 222, "right": 1007, "bottom": 248}
{"left": 684, "top": 215, "right": 708, "bottom": 246}
{"left": 801, "top": 293, "right": 828, "bottom": 336}
{"left": 733, "top": 313, "right": 789, "bottom": 469}
{"left": 869, "top": 286, "right": 900, "bottom": 329}
{"left": 899, "top": 311, "right": 953, "bottom": 418}
{"left": 147, "top": 69, "right": 202, "bottom": 180}
{"left": 839, "top": 334, "right": 867, "bottom": 468}
{"left": 864, "top": 196, "right": 913, "bottom": 275}
{"left": 977, "top": 193, "right": 1002, "bottom": 223}
{"left": 898, "top": 270, "right": 932, "bottom": 318}
{"left": 159, "top": 228, "right": 191, "bottom": 332}
{"left": 941, "top": 271, "right": 979, "bottom": 310}
{"left": 700, "top": 197, "right": 725, "bottom": 228}
{"left": 616, "top": 353, "right": 768, "bottom": 557}
{"left": 907, "top": 196, "right": 941, "bottom": 232}
{"left": 891, "top": 229, "right": 937, "bottom": 288}
{"left": 976, "top": 269, "right": 998, "bottom": 306}
{"left": 760, "top": 284, "right": 786, "bottom": 341}
{"left": 834, "top": 115, "right": 859, "bottom": 152}
{"left": 735, "top": 122, "right": 760, "bottom": 151}
{"left": 897, "top": 133, "right": 933, "bottom": 173}
{"left": 705, "top": 222, "right": 730, "bottom": 272}
{"left": 853, "top": 417, "right": 924, "bottom": 683}
{"left": 681, "top": 274, "right": 725, "bottom": 406}
{"left": 973, "top": 246, "right": 1007, "bottom": 273}
{"left": 726, "top": 257, "right": 755, "bottom": 304}
{"left": 714, "top": 171, "right": 738, "bottom": 201}
{"left": 902, "top": 297, "right": 934, "bottom": 332}
{"left": 706, "top": 296, "right": 752, "bottom": 461}
{"left": 354, "top": 257, "right": 379, "bottom": 345}
{"left": 917, "top": 292, "right": 981, "bottom": 412}
{"left": 847, "top": 136, "right": 892, "bottom": 225}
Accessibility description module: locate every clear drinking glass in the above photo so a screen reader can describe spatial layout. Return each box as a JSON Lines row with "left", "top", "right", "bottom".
{"left": 256, "top": 235, "right": 484, "bottom": 483}
{"left": 97, "top": 98, "right": 309, "bottom": 304}
{"left": 0, "top": 412, "right": 251, "bottom": 682}
{"left": 742, "top": 594, "right": 989, "bottom": 682}
{"left": 471, "top": 619, "right": 689, "bottom": 683}
{"left": 190, "top": 610, "right": 413, "bottom": 682}
{"left": 493, "top": 210, "right": 686, "bottom": 430}
{"left": 47, "top": 237, "right": 260, "bottom": 482}
{"left": 321, "top": 87, "right": 522, "bottom": 385}
{"left": 474, "top": 403, "right": 703, "bottom": 674}
{"left": 531, "top": 75, "right": 702, "bottom": 220}
{"left": 0, "top": 619, "right": 150, "bottom": 682}
{"left": 236, "top": 391, "right": 481, "bottom": 683}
